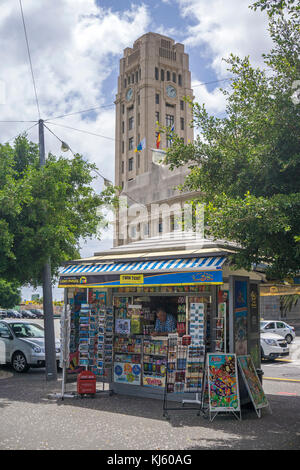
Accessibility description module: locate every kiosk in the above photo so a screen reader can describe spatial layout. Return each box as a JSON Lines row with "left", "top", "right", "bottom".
{"left": 58, "top": 234, "right": 264, "bottom": 403}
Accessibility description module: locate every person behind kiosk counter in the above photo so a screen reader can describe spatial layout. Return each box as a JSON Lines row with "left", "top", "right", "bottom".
{"left": 152, "top": 307, "right": 176, "bottom": 336}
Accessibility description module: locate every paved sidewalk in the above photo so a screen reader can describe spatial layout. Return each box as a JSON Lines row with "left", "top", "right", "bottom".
{"left": 0, "top": 368, "right": 300, "bottom": 450}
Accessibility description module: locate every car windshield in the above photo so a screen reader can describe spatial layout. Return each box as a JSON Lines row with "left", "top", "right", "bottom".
{"left": 11, "top": 323, "right": 44, "bottom": 338}
{"left": 260, "top": 321, "right": 269, "bottom": 328}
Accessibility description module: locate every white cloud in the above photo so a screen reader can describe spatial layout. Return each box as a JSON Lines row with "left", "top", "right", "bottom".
{"left": 0, "top": 0, "right": 150, "bottom": 177}
{"left": 0, "top": 1, "right": 150, "bottom": 300}
{"left": 192, "top": 80, "right": 228, "bottom": 115}
{"left": 177, "top": 0, "right": 273, "bottom": 76}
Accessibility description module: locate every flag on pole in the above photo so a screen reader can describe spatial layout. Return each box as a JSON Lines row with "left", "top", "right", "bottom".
{"left": 134, "top": 137, "right": 146, "bottom": 152}
{"left": 156, "top": 132, "right": 161, "bottom": 149}
{"left": 168, "top": 124, "right": 175, "bottom": 145}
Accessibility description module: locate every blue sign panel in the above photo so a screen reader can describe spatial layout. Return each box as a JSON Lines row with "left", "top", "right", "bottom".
{"left": 92, "top": 270, "right": 223, "bottom": 287}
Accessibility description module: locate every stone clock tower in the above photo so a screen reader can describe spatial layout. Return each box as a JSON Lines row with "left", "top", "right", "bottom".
{"left": 114, "top": 33, "right": 195, "bottom": 246}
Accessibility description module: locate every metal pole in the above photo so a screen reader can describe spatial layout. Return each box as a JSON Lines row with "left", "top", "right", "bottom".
{"left": 39, "top": 119, "right": 57, "bottom": 381}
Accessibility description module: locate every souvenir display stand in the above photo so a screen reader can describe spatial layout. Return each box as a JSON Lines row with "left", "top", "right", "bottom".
{"left": 206, "top": 353, "right": 242, "bottom": 422}
{"left": 237, "top": 355, "right": 271, "bottom": 418}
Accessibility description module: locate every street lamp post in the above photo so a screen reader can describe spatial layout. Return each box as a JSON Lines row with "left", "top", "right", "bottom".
{"left": 39, "top": 119, "right": 57, "bottom": 382}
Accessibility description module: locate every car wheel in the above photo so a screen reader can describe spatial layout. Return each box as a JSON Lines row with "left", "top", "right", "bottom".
{"left": 285, "top": 334, "right": 293, "bottom": 344}
{"left": 12, "top": 352, "right": 30, "bottom": 373}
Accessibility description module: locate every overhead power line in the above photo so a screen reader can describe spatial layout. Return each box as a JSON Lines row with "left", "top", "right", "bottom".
{"left": 5, "top": 122, "right": 38, "bottom": 143}
{"left": 0, "top": 120, "right": 37, "bottom": 123}
{"left": 44, "top": 77, "right": 232, "bottom": 122}
{"left": 45, "top": 104, "right": 115, "bottom": 122}
{"left": 19, "top": 0, "right": 41, "bottom": 119}
{"left": 46, "top": 121, "right": 116, "bottom": 142}
{"left": 192, "top": 77, "right": 232, "bottom": 88}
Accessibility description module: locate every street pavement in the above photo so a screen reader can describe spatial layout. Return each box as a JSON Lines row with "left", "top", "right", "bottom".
{"left": 0, "top": 361, "right": 300, "bottom": 450}
{"left": 0, "top": 322, "right": 299, "bottom": 450}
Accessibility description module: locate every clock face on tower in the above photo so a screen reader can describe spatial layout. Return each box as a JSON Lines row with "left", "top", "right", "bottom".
{"left": 126, "top": 87, "right": 133, "bottom": 101}
{"left": 166, "top": 85, "right": 177, "bottom": 98}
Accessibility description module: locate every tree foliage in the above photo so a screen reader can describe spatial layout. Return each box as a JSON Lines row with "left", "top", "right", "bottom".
{"left": 0, "top": 279, "right": 21, "bottom": 309}
{"left": 165, "top": 3, "right": 300, "bottom": 279}
{"left": 0, "top": 135, "right": 117, "bottom": 286}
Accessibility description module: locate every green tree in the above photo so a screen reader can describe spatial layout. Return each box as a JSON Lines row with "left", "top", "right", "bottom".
{"left": 164, "top": 3, "right": 300, "bottom": 279}
{"left": 0, "top": 134, "right": 118, "bottom": 287}
{"left": 0, "top": 280, "right": 21, "bottom": 309}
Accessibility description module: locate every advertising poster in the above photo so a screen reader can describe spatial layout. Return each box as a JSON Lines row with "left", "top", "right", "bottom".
{"left": 113, "top": 362, "right": 141, "bottom": 385}
{"left": 234, "top": 280, "right": 248, "bottom": 355}
{"left": 207, "top": 354, "right": 240, "bottom": 412}
{"left": 238, "top": 355, "right": 268, "bottom": 411}
{"left": 249, "top": 283, "right": 260, "bottom": 368}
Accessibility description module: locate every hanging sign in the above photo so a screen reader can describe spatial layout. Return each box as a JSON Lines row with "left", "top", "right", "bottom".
{"left": 207, "top": 353, "right": 241, "bottom": 414}
{"left": 120, "top": 274, "right": 144, "bottom": 284}
{"left": 237, "top": 355, "right": 269, "bottom": 417}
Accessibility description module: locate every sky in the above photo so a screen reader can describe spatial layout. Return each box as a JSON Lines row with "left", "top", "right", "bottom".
{"left": 0, "top": 0, "right": 273, "bottom": 300}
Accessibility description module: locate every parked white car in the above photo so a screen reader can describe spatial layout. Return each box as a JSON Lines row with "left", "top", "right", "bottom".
{"left": 260, "top": 320, "right": 296, "bottom": 344}
{"left": 0, "top": 320, "right": 60, "bottom": 373}
{"left": 260, "top": 331, "right": 289, "bottom": 361}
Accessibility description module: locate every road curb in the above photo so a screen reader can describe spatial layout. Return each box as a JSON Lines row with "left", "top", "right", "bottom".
{"left": 0, "top": 370, "right": 13, "bottom": 380}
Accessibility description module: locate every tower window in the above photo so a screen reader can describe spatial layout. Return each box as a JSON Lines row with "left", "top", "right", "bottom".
{"left": 166, "top": 114, "right": 174, "bottom": 127}
{"left": 161, "top": 69, "right": 164, "bottom": 81}
{"left": 128, "top": 157, "right": 134, "bottom": 171}
{"left": 129, "top": 137, "right": 134, "bottom": 150}
{"left": 155, "top": 111, "right": 160, "bottom": 123}
{"left": 180, "top": 117, "right": 184, "bottom": 130}
{"left": 128, "top": 75, "right": 131, "bottom": 85}
{"left": 155, "top": 67, "right": 159, "bottom": 80}
{"left": 122, "top": 161, "right": 124, "bottom": 174}
{"left": 122, "top": 141, "right": 124, "bottom": 153}
{"left": 158, "top": 219, "right": 163, "bottom": 233}
{"left": 172, "top": 72, "right": 176, "bottom": 83}
{"left": 122, "top": 104, "right": 125, "bottom": 114}
{"left": 137, "top": 94, "right": 140, "bottom": 105}
{"left": 136, "top": 71, "right": 138, "bottom": 83}
{"left": 167, "top": 71, "right": 170, "bottom": 81}
{"left": 122, "top": 121, "right": 125, "bottom": 133}
{"left": 129, "top": 116, "right": 134, "bottom": 130}
{"left": 124, "top": 78, "right": 127, "bottom": 88}
{"left": 178, "top": 74, "right": 182, "bottom": 86}
{"left": 180, "top": 100, "right": 184, "bottom": 111}
{"left": 155, "top": 94, "right": 160, "bottom": 105}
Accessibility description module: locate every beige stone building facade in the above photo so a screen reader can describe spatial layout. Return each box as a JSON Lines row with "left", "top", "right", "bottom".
{"left": 114, "top": 32, "right": 197, "bottom": 246}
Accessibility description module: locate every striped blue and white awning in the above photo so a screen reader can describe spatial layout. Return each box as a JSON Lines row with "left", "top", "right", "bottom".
{"left": 61, "top": 256, "right": 226, "bottom": 276}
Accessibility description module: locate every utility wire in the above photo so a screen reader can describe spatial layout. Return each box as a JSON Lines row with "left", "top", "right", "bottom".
{"left": 19, "top": 0, "right": 41, "bottom": 119}
{"left": 44, "top": 77, "right": 232, "bottom": 122}
{"left": 0, "top": 120, "right": 37, "bottom": 123}
{"left": 45, "top": 104, "right": 114, "bottom": 122}
{"left": 6, "top": 122, "right": 38, "bottom": 143}
{"left": 46, "top": 121, "right": 116, "bottom": 142}
{"left": 44, "top": 123, "right": 75, "bottom": 154}
{"left": 44, "top": 123, "right": 145, "bottom": 207}
{"left": 193, "top": 77, "right": 232, "bottom": 88}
